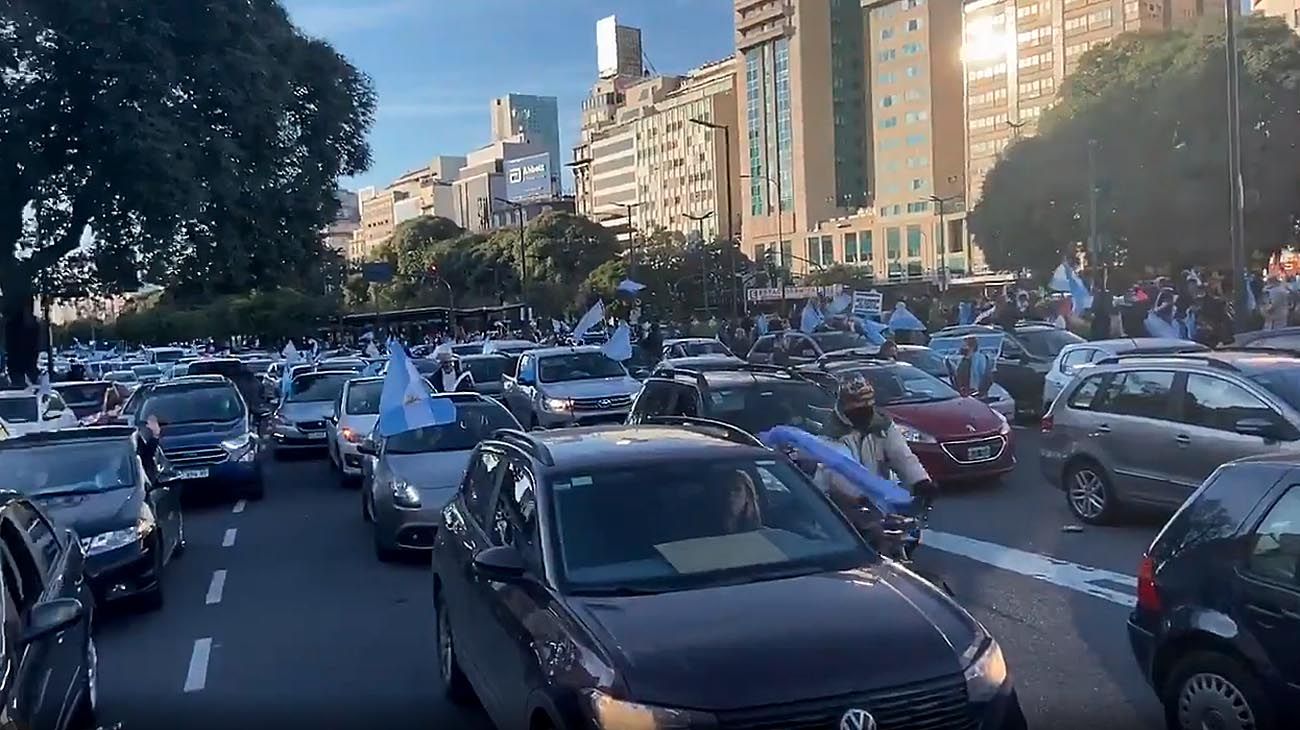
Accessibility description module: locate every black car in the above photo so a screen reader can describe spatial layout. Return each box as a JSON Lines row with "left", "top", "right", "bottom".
{"left": 747, "top": 329, "right": 873, "bottom": 366}
{"left": 433, "top": 422, "right": 1026, "bottom": 730}
{"left": 0, "top": 428, "right": 184, "bottom": 608}
{"left": 930, "top": 322, "right": 1083, "bottom": 416}
{"left": 628, "top": 363, "right": 834, "bottom": 436}
{"left": 0, "top": 490, "right": 97, "bottom": 728}
{"left": 1128, "top": 455, "right": 1300, "bottom": 730}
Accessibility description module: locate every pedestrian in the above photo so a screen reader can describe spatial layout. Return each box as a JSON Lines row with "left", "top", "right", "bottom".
{"left": 1263, "top": 275, "right": 1289, "bottom": 330}
{"left": 951, "top": 335, "right": 994, "bottom": 398}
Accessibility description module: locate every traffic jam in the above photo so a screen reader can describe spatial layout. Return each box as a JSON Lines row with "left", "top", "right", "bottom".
{"left": 0, "top": 321, "right": 1296, "bottom": 730}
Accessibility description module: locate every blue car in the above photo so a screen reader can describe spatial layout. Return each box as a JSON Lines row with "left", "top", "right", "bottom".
{"left": 138, "top": 376, "right": 265, "bottom": 500}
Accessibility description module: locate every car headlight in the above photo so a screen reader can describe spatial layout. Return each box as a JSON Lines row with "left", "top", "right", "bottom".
{"left": 391, "top": 479, "right": 421, "bottom": 509}
{"left": 543, "top": 397, "right": 573, "bottom": 413}
{"left": 221, "top": 432, "right": 252, "bottom": 451}
{"left": 80, "top": 504, "right": 156, "bottom": 556}
{"left": 994, "top": 410, "right": 1011, "bottom": 435}
{"left": 584, "top": 689, "right": 717, "bottom": 729}
{"left": 897, "top": 423, "right": 937, "bottom": 444}
{"left": 962, "top": 635, "right": 1009, "bottom": 703}
{"left": 339, "top": 427, "right": 362, "bottom": 444}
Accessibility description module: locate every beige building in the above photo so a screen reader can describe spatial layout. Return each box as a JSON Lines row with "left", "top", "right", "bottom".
{"left": 1254, "top": 0, "right": 1300, "bottom": 30}
{"left": 453, "top": 136, "right": 548, "bottom": 234}
{"left": 349, "top": 157, "right": 466, "bottom": 261}
{"left": 963, "top": 0, "right": 1223, "bottom": 207}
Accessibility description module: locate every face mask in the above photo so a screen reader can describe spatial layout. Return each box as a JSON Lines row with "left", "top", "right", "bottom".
{"left": 845, "top": 406, "right": 875, "bottom": 429}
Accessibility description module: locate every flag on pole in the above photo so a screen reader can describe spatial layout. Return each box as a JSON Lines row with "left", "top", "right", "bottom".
{"left": 1064, "top": 266, "right": 1093, "bottom": 315}
{"left": 828, "top": 292, "right": 853, "bottom": 315}
{"left": 572, "top": 299, "right": 605, "bottom": 341}
{"left": 377, "top": 341, "right": 457, "bottom": 437}
{"left": 616, "top": 279, "right": 646, "bottom": 295}
{"left": 755, "top": 313, "right": 769, "bottom": 335}
{"left": 887, "top": 303, "right": 926, "bottom": 332}
{"left": 854, "top": 315, "right": 889, "bottom": 346}
{"left": 600, "top": 322, "right": 633, "bottom": 362}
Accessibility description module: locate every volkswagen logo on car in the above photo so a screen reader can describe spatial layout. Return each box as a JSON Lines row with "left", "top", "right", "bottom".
{"left": 839, "top": 708, "right": 876, "bottom": 730}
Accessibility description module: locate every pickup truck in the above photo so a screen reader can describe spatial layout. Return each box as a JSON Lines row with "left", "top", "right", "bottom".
{"left": 500, "top": 345, "right": 642, "bottom": 429}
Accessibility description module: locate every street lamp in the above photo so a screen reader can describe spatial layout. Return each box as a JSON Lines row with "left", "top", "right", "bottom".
{"left": 1224, "top": 0, "right": 1248, "bottom": 329}
{"left": 683, "top": 212, "right": 716, "bottom": 312}
{"left": 687, "top": 118, "right": 734, "bottom": 242}
{"left": 493, "top": 197, "right": 528, "bottom": 302}
{"left": 682, "top": 211, "right": 714, "bottom": 242}
{"left": 605, "top": 202, "right": 642, "bottom": 278}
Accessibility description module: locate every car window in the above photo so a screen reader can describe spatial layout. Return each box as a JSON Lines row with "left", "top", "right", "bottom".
{"left": 464, "top": 448, "right": 507, "bottom": 527}
{"left": 344, "top": 381, "right": 383, "bottom": 415}
{"left": 517, "top": 354, "right": 536, "bottom": 381}
{"left": 47, "top": 393, "right": 68, "bottom": 411}
{"left": 750, "top": 336, "right": 775, "bottom": 355}
{"left": 1060, "top": 348, "right": 1095, "bottom": 371}
{"left": 787, "top": 334, "right": 819, "bottom": 359}
{"left": 538, "top": 352, "right": 626, "bottom": 382}
{"left": 1067, "top": 374, "right": 1107, "bottom": 410}
{"left": 1247, "top": 486, "right": 1300, "bottom": 587}
{"left": 630, "top": 381, "right": 678, "bottom": 422}
{"left": 141, "top": 384, "right": 244, "bottom": 424}
{"left": 1181, "top": 374, "right": 1283, "bottom": 433}
{"left": 810, "top": 331, "right": 868, "bottom": 353}
{"left": 0, "top": 397, "right": 37, "bottom": 424}
{"left": 703, "top": 381, "right": 833, "bottom": 435}
{"left": 492, "top": 458, "right": 541, "bottom": 566}
{"left": 0, "top": 517, "right": 43, "bottom": 611}
{"left": 999, "top": 335, "right": 1024, "bottom": 359}
{"left": 385, "top": 400, "right": 518, "bottom": 454}
{"left": 1094, "top": 370, "right": 1176, "bottom": 420}
{"left": 1018, "top": 328, "right": 1084, "bottom": 357}
{"left": 17, "top": 505, "right": 61, "bottom": 573}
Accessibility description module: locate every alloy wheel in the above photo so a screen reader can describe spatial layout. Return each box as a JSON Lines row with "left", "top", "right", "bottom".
{"left": 1177, "top": 672, "right": 1257, "bottom": 730}
{"left": 1068, "top": 468, "right": 1107, "bottom": 520}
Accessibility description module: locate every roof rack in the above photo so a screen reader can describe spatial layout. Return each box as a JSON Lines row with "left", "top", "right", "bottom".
{"left": 491, "top": 428, "right": 555, "bottom": 466}
{"left": 639, "top": 415, "right": 764, "bottom": 448}
{"left": 1094, "top": 352, "right": 1240, "bottom": 371}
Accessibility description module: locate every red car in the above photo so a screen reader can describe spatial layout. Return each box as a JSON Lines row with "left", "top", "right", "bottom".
{"left": 800, "top": 359, "right": 1016, "bottom": 483}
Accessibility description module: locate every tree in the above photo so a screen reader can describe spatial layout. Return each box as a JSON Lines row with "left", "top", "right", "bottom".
{"left": 968, "top": 15, "right": 1300, "bottom": 277}
{"left": 1, "top": 0, "right": 375, "bottom": 383}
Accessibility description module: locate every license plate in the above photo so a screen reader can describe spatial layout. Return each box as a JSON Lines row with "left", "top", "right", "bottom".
{"left": 967, "top": 446, "right": 993, "bottom": 460}
{"left": 176, "top": 467, "right": 209, "bottom": 480}
{"left": 305, "top": 431, "right": 326, "bottom": 440}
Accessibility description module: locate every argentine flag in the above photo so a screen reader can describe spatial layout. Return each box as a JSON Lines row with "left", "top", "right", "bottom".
{"left": 377, "top": 342, "right": 457, "bottom": 437}
{"left": 280, "top": 341, "right": 299, "bottom": 400}
{"left": 601, "top": 322, "right": 634, "bottom": 362}
{"left": 572, "top": 299, "right": 605, "bottom": 341}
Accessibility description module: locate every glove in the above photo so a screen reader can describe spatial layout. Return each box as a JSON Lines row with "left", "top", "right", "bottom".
{"left": 911, "top": 479, "right": 939, "bottom": 502}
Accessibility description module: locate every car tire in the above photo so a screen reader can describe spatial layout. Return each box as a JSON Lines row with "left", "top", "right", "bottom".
{"left": 1064, "top": 460, "right": 1119, "bottom": 525}
{"left": 1162, "top": 651, "right": 1275, "bottom": 730}
{"left": 435, "top": 590, "right": 474, "bottom": 705}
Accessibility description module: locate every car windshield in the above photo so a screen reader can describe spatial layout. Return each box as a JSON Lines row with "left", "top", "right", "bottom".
{"left": 551, "top": 456, "right": 870, "bottom": 594}
{"left": 451, "top": 344, "right": 483, "bottom": 356}
{"left": 0, "top": 440, "right": 136, "bottom": 496}
{"left": 706, "top": 381, "right": 835, "bottom": 435}
{"left": 287, "top": 373, "right": 352, "bottom": 403}
{"left": 812, "top": 331, "right": 870, "bottom": 352}
{"left": 895, "top": 349, "right": 951, "bottom": 379}
{"left": 55, "top": 383, "right": 109, "bottom": 404}
{"left": 385, "top": 401, "right": 517, "bottom": 454}
{"left": 538, "top": 352, "right": 627, "bottom": 382}
{"left": 141, "top": 385, "right": 245, "bottom": 424}
{"left": 846, "top": 365, "right": 960, "bottom": 404}
{"left": 345, "top": 381, "right": 384, "bottom": 415}
{"left": 0, "top": 397, "right": 37, "bottom": 423}
{"left": 133, "top": 365, "right": 162, "bottom": 377}
{"left": 150, "top": 349, "right": 185, "bottom": 364}
{"left": 1017, "top": 328, "right": 1084, "bottom": 357}
{"left": 463, "top": 357, "right": 511, "bottom": 384}
{"left": 682, "top": 340, "right": 731, "bottom": 356}
{"left": 321, "top": 359, "right": 365, "bottom": 372}
{"left": 1248, "top": 368, "right": 1300, "bottom": 413}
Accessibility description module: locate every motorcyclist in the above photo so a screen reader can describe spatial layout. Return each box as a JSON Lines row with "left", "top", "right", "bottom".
{"left": 813, "top": 374, "right": 939, "bottom": 552}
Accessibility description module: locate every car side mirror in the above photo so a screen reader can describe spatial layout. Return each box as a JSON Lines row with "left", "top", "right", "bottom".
{"left": 357, "top": 439, "right": 379, "bottom": 457}
{"left": 21, "top": 598, "right": 84, "bottom": 645}
{"left": 1234, "top": 417, "right": 1279, "bottom": 439}
{"left": 472, "top": 545, "right": 527, "bottom": 582}
{"left": 43, "top": 408, "right": 62, "bottom": 421}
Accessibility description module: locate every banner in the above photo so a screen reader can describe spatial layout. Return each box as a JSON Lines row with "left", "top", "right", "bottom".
{"left": 852, "top": 290, "right": 883, "bottom": 318}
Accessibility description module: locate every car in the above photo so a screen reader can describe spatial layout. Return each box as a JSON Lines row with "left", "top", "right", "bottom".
{"left": 268, "top": 370, "right": 357, "bottom": 455}
{"left": 318, "top": 357, "right": 367, "bottom": 373}
{"left": 1040, "top": 350, "right": 1300, "bottom": 524}
{"left": 886, "top": 344, "right": 1016, "bottom": 418}
{"left": 144, "top": 346, "right": 187, "bottom": 366}
{"left": 662, "top": 337, "right": 733, "bottom": 359}
{"left": 327, "top": 377, "right": 385, "bottom": 483}
{"left": 500, "top": 346, "right": 642, "bottom": 429}
{"left": 1231, "top": 325, "right": 1300, "bottom": 352}
{"left": 930, "top": 322, "right": 1084, "bottom": 416}
{"left": 103, "top": 370, "right": 139, "bottom": 386}
{"left": 1041, "top": 337, "right": 1207, "bottom": 412}
{"left": 432, "top": 422, "right": 1027, "bottom": 730}
{"left": 0, "top": 427, "right": 184, "bottom": 608}
{"left": 52, "top": 381, "right": 127, "bottom": 420}
{"left": 800, "top": 359, "right": 1016, "bottom": 483}
{"left": 457, "top": 353, "right": 515, "bottom": 400}
{"left": 130, "top": 364, "right": 165, "bottom": 384}
{"left": 185, "top": 358, "right": 263, "bottom": 412}
{"left": 629, "top": 362, "right": 836, "bottom": 437}
{"left": 1128, "top": 456, "right": 1300, "bottom": 730}
{"left": 0, "top": 490, "right": 98, "bottom": 729}
{"left": 482, "top": 339, "right": 540, "bottom": 359}
{"left": 450, "top": 343, "right": 485, "bottom": 357}
{"left": 0, "top": 388, "right": 79, "bottom": 436}
{"left": 137, "top": 376, "right": 265, "bottom": 500}
{"left": 747, "top": 329, "right": 873, "bottom": 366}
{"left": 652, "top": 354, "right": 748, "bottom": 374}
{"left": 359, "top": 393, "right": 519, "bottom": 561}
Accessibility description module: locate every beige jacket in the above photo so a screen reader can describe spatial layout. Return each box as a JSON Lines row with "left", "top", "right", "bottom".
{"left": 812, "top": 413, "right": 930, "bottom": 505}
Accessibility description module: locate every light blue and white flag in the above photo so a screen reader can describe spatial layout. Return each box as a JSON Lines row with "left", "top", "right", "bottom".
{"left": 600, "top": 322, "right": 633, "bottom": 362}
{"left": 755, "top": 313, "right": 769, "bottom": 335}
{"left": 828, "top": 292, "right": 853, "bottom": 315}
{"left": 377, "top": 341, "right": 457, "bottom": 437}
{"left": 280, "top": 341, "right": 299, "bottom": 400}
{"left": 1244, "top": 273, "right": 1257, "bottom": 313}
{"left": 854, "top": 315, "right": 889, "bottom": 346}
{"left": 1049, "top": 262, "right": 1072, "bottom": 292}
{"left": 572, "top": 299, "right": 605, "bottom": 341}
{"left": 1064, "top": 266, "right": 1093, "bottom": 315}
{"left": 616, "top": 279, "right": 647, "bottom": 295}
{"left": 958, "top": 301, "right": 974, "bottom": 325}
{"left": 887, "top": 302, "right": 926, "bottom": 332}
{"left": 800, "top": 299, "right": 825, "bottom": 334}
{"left": 1144, "top": 312, "right": 1181, "bottom": 339}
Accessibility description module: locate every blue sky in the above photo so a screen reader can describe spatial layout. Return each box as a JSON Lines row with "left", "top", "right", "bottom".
{"left": 283, "top": 0, "right": 736, "bottom": 191}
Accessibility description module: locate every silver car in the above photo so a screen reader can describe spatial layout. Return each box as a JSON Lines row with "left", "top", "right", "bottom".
{"left": 358, "top": 393, "right": 520, "bottom": 561}
{"left": 457, "top": 353, "right": 514, "bottom": 400}
{"left": 1040, "top": 337, "right": 1207, "bottom": 412}
{"left": 327, "top": 377, "right": 384, "bottom": 482}
{"left": 269, "top": 371, "right": 356, "bottom": 455}
{"left": 1040, "top": 350, "right": 1300, "bottom": 524}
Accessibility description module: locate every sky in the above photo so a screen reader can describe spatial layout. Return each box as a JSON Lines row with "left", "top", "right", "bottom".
{"left": 282, "top": 0, "right": 737, "bottom": 192}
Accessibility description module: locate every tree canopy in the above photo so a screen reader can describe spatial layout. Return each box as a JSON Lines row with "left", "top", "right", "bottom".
{"left": 968, "top": 15, "right": 1300, "bottom": 276}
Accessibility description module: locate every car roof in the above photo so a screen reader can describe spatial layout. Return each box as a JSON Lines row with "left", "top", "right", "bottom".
{"left": 52, "top": 381, "right": 105, "bottom": 388}
{"left": 528, "top": 345, "right": 604, "bottom": 357}
{"left": 652, "top": 363, "right": 815, "bottom": 388}
{"left": 664, "top": 337, "right": 721, "bottom": 345}
{"left": 459, "top": 353, "right": 512, "bottom": 361}
{"left": 807, "top": 359, "right": 912, "bottom": 375}
{"left": 486, "top": 339, "right": 537, "bottom": 348}
{"left": 1093, "top": 349, "right": 1300, "bottom": 374}
{"left": 1067, "top": 337, "right": 1206, "bottom": 353}
{"left": 0, "top": 426, "right": 135, "bottom": 449}
{"left": 0, "top": 390, "right": 38, "bottom": 400}
{"left": 502, "top": 423, "right": 769, "bottom": 472}
{"left": 344, "top": 376, "right": 384, "bottom": 387}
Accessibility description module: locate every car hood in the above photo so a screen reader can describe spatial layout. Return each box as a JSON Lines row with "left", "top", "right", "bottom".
{"left": 386, "top": 451, "right": 473, "bottom": 490}
{"left": 30, "top": 485, "right": 143, "bottom": 538}
{"left": 278, "top": 402, "right": 333, "bottom": 422}
{"left": 884, "top": 396, "right": 1004, "bottom": 440}
{"left": 568, "top": 563, "right": 976, "bottom": 710}
{"left": 540, "top": 377, "right": 640, "bottom": 399}
{"left": 158, "top": 419, "right": 245, "bottom": 449}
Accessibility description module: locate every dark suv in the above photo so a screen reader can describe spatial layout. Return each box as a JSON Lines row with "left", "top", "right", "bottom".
{"left": 627, "top": 363, "right": 835, "bottom": 436}
{"left": 930, "top": 322, "right": 1084, "bottom": 416}
{"left": 432, "top": 422, "right": 1027, "bottom": 730}
{"left": 1128, "top": 456, "right": 1300, "bottom": 730}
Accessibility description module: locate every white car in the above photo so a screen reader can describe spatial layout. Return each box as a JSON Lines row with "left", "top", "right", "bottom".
{"left": 0, "top": 389, "right": 79, "bottom": 435}
{"left": 327, "top": 377, "right": 384, "bottom": 483}
{"left": 1041, "top": 337, "right": 1207, "bottom": 411}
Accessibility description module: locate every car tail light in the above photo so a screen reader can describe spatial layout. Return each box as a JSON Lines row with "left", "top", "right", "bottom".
{"left": 1040, "top": 414, "right": 1054, "bottom": 433}
{"left": 1137, "top": 554, "right": 1161, "bottom": 611}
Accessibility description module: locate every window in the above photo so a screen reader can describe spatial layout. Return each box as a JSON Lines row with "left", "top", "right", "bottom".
{"left": 1181, "top": 375, "right": 1282, "bottom": 434}
{"left": 906, "top": 18, "right": 921, "bottom": 31}
{"left": 880, "top": 95, "right": 897, "bottom": 108}
{"left": 902, "top": 42, "right": 922, "bottom": 55}
{"left": 859, "top": 231, "right": 873, "bottom": 262}
{"left": 21, "top": 506, "right": 61, "bottom": 573}
{"left": 1247, "top": 487, "right": 1300, "bottom": 586}
{"left": 1060, "top": 348, "right": 1096, "bottom": 372}
{"left": 878, "top": 48, "right": 896, "bottom": 62}
{"left": 631, "top": 381, "right": 679, "bottom": 422}
{"left": 493, "top": 458, "right": 541, "bottom": 564}
{"left": 1095, "top": 371, "right": 1175, "bottom": 420}
{"left": 843, "top": 232, "right": 858, "bottom": 263}
{"left": 463, "top": 448, "right": 506, "bottom": 526}
{"left": 881, "top": 27, "right": 894, "bottom": 40}
{"left": 886, "top": 227, "right": 901, "bottom": 258}
{"left": 905, "top": 65, "right": 921, "bottom": 78}
{"left": 0, "top": 518, "right": 42, "bottom": 612}
{"left": 878, "top": 71, "right": 896, "bottom": 84}
{"left": 751, "top": 336, "right": 776, "bottom": 355}
{"left": 904, "top": 110, "right": 928, "bottom": 124}
{"left": 879, "top": 116, "right": 898, "bottom": 129}
{"left": 905, "top": 201, "right": 929, "bottom": 213}
{"left": 910, "top": 178, "right": 925, "bottom": 191}
{"left": 905, "top": 225, "right": 923, "bottom": 257}
{"left": 1068, "top": 374, "right": 1106, "bottom": 409}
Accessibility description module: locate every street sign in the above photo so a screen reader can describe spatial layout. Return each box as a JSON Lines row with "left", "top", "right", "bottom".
{"left": 361, "top": 262, "right": 393, "bottom": 283}
{"left": 746, "top": 285, "right": 846, "bottom": 302}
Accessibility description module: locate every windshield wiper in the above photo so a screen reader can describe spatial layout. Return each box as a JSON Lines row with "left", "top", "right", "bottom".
{"left": 570, "top": 584, "right": 667, "bottom": 597}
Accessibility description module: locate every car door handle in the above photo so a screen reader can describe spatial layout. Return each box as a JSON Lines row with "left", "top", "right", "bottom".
{"left": 1174, "top": 434, "right": 1191, "bottom": 446}
{"left": 1091, "top": 424, "right": 1111, "bottom": 436}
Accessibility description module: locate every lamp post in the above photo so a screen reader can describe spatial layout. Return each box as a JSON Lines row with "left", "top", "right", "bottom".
{"left": 493, "top": 197, "right": 529, "bottom": 305}
{"left": 609, "top": 202, "right": 641, "bottom": 279}
{"left": 683, "top": 212, "right": 716, "bottom": 312}
{"left": 928, "top": 193, "right": 962, "bottom": 291}
{"left": 1224, "top": 0, "right": 1248, "bottom": 329}
{"left": 741, "top": 173, "right": 783, "bottom": 305}
{"left": 691, "top": 116, "right": 739, "bottom": 320}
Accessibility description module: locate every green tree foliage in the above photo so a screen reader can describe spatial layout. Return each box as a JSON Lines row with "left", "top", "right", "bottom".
{"left": 1, "top": 0, "right": 375, "bottom": 380}
{"left": 104, "top": 289, "right": 339, "bottom": 345}
{"left": 968, "top": 15, "right": 1300, "bottom": 275}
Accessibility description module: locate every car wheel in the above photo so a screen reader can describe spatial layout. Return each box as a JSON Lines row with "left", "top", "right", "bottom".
{"left": 435, "top": 590, "right": 474, "bottom": 704}
{"left": 69, "top": 638, "right": 97, "bottom": 729}
{"left": 1064, "top": 461, "right": 1118, "bottom": 524}
{"left": 1163, "top": 651, "right": 1275, "bottom": 730}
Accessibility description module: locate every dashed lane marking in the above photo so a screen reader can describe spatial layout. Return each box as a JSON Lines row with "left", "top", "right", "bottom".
{"left": 922, "top": 529, "right": 1138, "bottom": 608}
{"left": 183, "top": 638, "right": 212, "bottom": 693}
{"left": 221, "top": 528, "right": 237, "bottom": 548}
{"left": 232, "top": 499, "right": 247, "bottom": 514}
{"left": 205, "top": 570, "right": 227, "bottom": 605}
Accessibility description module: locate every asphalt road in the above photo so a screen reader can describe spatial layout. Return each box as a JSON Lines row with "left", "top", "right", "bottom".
{"left": 92, "top": 428, "right": 1170, "bottom": 730}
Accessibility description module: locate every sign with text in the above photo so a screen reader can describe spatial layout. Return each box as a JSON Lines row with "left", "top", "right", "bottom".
{"left": 504, "top": 152, "right": 553, "bottom": 203}
{"left": 853, "top": 290, "right": 883, "bottom": 318}
{"left": 746, "top": 285, "right": 846, "bottom": 302}
{"left": 360, "top": 262, "right": 393, "bottom": 284}
{"left": 928, "top": 334, "right": 1005, "bottom": 360}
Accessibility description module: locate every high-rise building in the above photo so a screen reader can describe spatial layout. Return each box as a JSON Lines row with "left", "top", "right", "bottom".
{"left": 596, "top": 15, "right": 645, "bottom": 80}
{"left": 324, "top": 189, "right": 360, "bottom": 255}
{"left": 1253, "top": 0, "right": 1300, "bottom": 31}
{"left": 490, "top": 93, "right": 562, "bottom": 188}
{"left": 453, "top": 135, "right": 549, "bottom": 234}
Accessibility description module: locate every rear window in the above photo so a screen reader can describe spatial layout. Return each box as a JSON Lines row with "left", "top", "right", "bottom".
{"left": 345, "top": 381, "right": 383, "bottom": 415}
{"left": 288, "top": 373, "right": 352, "bottom": 403}
{"left": 705, "top": 381, "right": 833, "bottom": 435}
{"left": 1150, "top": 463, "right": 1281, "bottom": 562}
{"left": 55, "top": 383, "right": 109, "bottom": 404}
{"left": 0, "top": 397, "right": 38, "bottom": 423}
{"left": 464, "top": 357, "right": 511, "bottom": 384}
{"left": 141, "top": 384, "right": 245, "bottom": 425}
{"left": 188, "top": 360, "right": 249, "bottom": 378}
{"left": 385, "top": 401, "right": 517, "bottom": 453}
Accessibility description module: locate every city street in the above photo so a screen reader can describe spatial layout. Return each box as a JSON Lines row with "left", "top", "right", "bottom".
{"left": 94, "top": 428, "right": 1167, "bottom": 730}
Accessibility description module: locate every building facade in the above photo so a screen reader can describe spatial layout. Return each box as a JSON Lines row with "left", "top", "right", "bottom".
{"left": 1254, "top": 0, "right": 1300, "bottom": 30}
{"left": 490, "top": 93, "right": 562, "bottom": 188}
{"left": 453, "top": 136, "right": 549, "bottom": 234}
{"left": 349, "top": 157, "right": 466, "bottom": 261}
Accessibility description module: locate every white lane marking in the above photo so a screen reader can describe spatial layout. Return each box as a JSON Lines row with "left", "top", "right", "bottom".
{"left": 221, "top": 528, "right": 237, "bottom": 547}
{"left": 232, "top": 499, "right": 247, "bottom": 514}
{"left": 183, "top": 638, "right": 212, "bottom": 693}
{"left": 205, "top": 570, "right": 227, "bottom": 605}
{"left": 922, "top": 529, "right": 1138, "bottom": 608}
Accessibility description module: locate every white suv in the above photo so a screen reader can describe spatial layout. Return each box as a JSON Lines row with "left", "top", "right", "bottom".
{"left": 0, "top": 389, "right": 79, "bottom": 435}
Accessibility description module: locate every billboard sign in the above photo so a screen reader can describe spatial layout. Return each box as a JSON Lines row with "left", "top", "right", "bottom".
{"left": 596, "top": 15, "right": 619, "bottom": 79}
{"left": 504, "top": 152, "right": 553, "bottom": 203}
